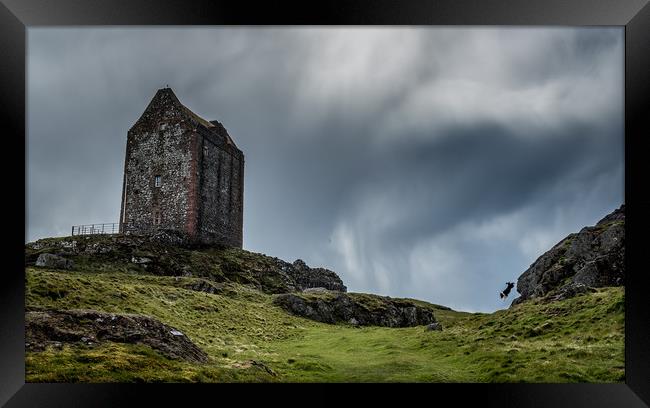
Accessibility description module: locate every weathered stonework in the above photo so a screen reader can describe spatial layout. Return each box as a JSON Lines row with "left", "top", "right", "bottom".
{"left": 119, "top": 88, "right": 244, "bottom": 247}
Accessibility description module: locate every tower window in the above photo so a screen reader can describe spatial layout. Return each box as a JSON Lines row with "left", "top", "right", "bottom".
{"left": 153, "top": 210, "right": 161, "bottom": 225}
{"left": 154, "top": 175, "right": 161, "bottom": 187}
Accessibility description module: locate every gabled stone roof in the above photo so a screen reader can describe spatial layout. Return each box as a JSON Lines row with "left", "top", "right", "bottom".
{"left": 180, "top": 102, "right": 215, "bottom": 130}
{"left": 133, "top": 87, "right": 240, "bottom": 151}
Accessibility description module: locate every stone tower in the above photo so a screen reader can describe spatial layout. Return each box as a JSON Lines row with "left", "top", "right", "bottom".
{"left": 119, "top": 88, "right": 244, "bottom": 247}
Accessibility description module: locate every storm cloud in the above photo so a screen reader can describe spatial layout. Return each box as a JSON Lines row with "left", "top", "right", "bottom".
{"left": 27, "top": 27, "right": 623, "bottom": 312}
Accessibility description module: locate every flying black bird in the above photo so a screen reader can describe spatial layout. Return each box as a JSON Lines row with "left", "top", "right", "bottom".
{"left": 500, "top": 282, "right": 515, "bottom": 299}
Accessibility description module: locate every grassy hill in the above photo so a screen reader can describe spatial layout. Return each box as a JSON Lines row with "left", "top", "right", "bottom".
{"left": 24, "top": 237, "right": 624, "bottom": 383}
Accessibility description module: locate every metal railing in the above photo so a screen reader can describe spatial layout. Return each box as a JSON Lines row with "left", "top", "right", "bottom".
{"left": 71, "top": 223, "right": 122, "bottom": 236}
{"left": 70, "top": 223, "right": 165, "bottom": 236}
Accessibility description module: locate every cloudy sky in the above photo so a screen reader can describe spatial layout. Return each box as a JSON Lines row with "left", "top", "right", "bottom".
{"left": 27, "top": 27, "right": 624, "bottom": 312}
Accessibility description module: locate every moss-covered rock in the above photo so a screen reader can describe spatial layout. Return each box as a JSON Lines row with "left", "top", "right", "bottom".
{"left": 26, "top": 309, "right": 209, "bottom": 363}
{"left": 273, "top": 291, "right": 441, "bottom": 327}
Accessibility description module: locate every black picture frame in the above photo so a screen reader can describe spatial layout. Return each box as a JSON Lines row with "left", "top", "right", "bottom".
{"left": 1, "top": 0, "right": 649, "bottom": 406}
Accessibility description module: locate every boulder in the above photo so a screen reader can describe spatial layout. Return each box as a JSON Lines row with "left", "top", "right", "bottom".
{"left": 289, "top": 259, "right": 347, "bottom": 292}
{"left": 273, "top": 292, "right": 437, "bottom": 327}
{"left": 26, "top": 309, "right": 208, "bottom": 363}
{"left": 426, "top": 322, "right": 443, "bottom": 331}
{"left": 131, "top": 256, "right": 152, "bottom": 264}
{"left": 35, "top": 253, "right": 74, "bottom": 270}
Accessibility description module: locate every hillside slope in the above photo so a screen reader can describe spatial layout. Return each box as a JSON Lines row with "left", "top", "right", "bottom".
{"left": 25, "top": 233, "right": 624, "bottom": 382}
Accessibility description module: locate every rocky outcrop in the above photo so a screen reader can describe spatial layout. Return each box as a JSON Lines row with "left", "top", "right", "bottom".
{"left": 273, "top": 292, "right": 438, "bottom": 327}
{"left": 287, "top": 259, "right": 347, "bottom": 292}
{"left": 511, "top": 205, "right": 624, "bottom": 305}
{"left": 35, "top": 253, "right": 74, "bottom": 270}
{"left": 25, "top": 234, "right": 346, "bottom": 295}
{"left": 26, "top": 309, "right": 208, "bottom": 363}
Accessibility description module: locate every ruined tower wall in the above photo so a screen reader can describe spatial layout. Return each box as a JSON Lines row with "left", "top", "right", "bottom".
{"left": 120, "top": 88, "right": 244, "bottom": 247}
{"left": 195, "top": 128, "right": 244, "bottom": 247}
{"left": 121, "top": 122, "right": 195, "bottom": 234}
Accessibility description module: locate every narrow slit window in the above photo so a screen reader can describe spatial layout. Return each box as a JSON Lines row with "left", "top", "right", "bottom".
{"left": 153, "top": 210, "right": 161, "bottom": 225}
{"left": 154, "top": 175, "right": 161, "bottom": 187}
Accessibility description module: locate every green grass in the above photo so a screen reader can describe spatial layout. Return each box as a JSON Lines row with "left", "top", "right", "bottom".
{"left": 26, "top": 342, "right": 276, "bottom": 383}
{"left": 25, "top": 267, "right": 624, "bottom": 383}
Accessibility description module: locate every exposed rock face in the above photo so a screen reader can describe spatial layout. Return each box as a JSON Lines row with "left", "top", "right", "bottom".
{"left": 26, "top": 309, "right": 208, "bottom": 363}
{"left": 302, "top": 287, "right": 332, "bottom": 294}
{"left": 512, "top": 205, "right": 624, "bottom": 305}
{"left": 287, "top": 259, "right": 347, "bottom": 292}
{"left": 35, "top": 253, "right": 74, "bottom": 270}
{"left": 546, "top": 282, "right": 597, "bottom": 302}
{"left": 273, "top": 292, "right": 437, "bottom": 327}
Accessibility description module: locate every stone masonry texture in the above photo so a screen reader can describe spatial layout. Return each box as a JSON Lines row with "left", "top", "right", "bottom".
{"left": 119, "top": 88, "right": 244, "bottom": 247}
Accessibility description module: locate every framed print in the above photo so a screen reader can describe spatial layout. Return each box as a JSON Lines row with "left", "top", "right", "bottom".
{"left": 1, "top": 0, "right": 649, "bottom": 406}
